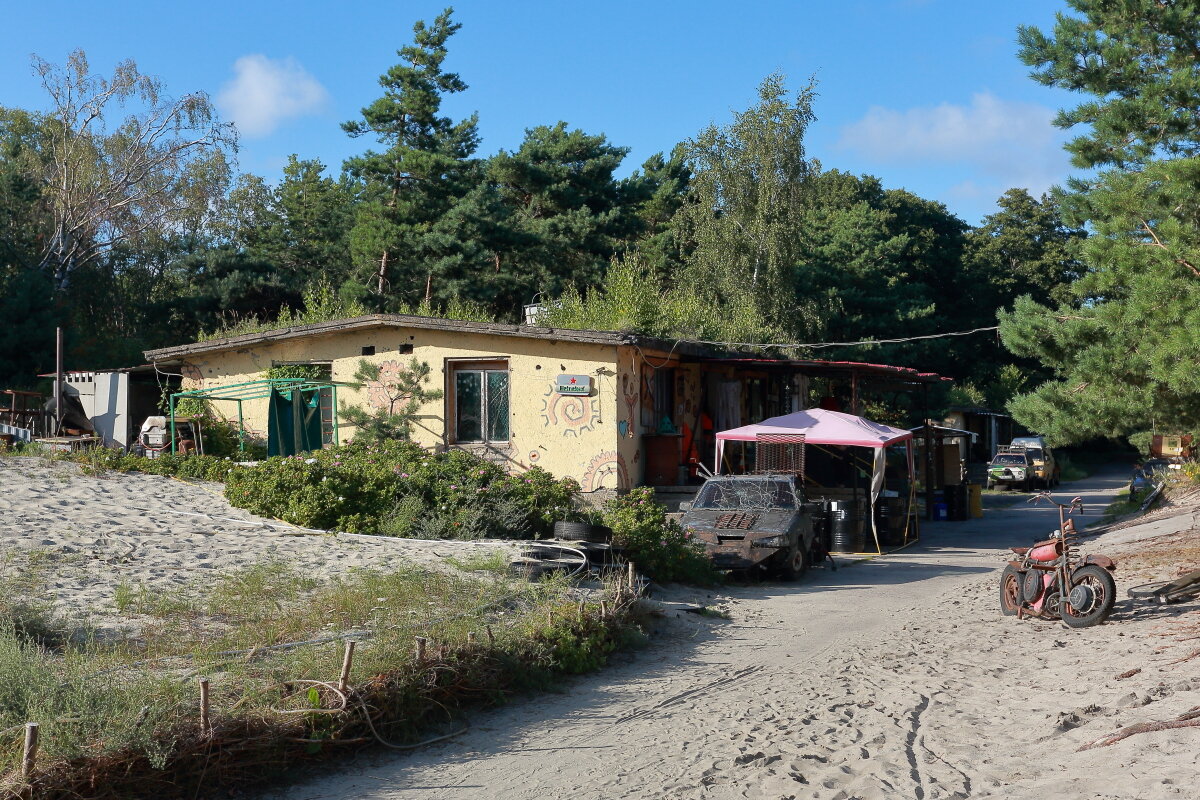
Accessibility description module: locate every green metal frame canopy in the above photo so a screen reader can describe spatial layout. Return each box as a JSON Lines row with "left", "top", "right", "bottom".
{"left": 169, "top": 378, "right": 344, "bottom": 455}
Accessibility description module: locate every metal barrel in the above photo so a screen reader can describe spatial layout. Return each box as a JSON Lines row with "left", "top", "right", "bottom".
{"left": 829, "top": 500, "right": 865, "bottom": 553}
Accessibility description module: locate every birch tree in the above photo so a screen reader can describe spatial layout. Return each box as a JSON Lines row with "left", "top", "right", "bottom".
{"left": 28, "top": 49, "right": 236, "bottom": 289}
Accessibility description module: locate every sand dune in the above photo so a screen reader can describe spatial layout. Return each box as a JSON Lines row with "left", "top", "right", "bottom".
{"left": 0, "top": 456, "right": 514, "bottom": 635}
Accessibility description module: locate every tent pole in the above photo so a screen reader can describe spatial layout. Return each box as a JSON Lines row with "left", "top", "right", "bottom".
{"left": 923, "top": 384, "right": 934, "bottom": 521}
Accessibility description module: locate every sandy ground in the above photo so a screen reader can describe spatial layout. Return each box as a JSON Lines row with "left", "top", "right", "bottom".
{"left": 274, "top": 468, "right": 1200, "bottom": 800}
{"left": 0, "top": 456, "right": 516, "bottom": 634}
{"left": 4, "top": 456, "right": 1199, "bottom": 798}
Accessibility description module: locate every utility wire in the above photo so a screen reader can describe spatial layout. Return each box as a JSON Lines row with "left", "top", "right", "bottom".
{"left": 676, "top": 325, "right": 1000, "bottom": 351}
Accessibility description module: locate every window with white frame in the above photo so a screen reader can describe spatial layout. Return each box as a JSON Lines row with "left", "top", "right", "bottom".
{"left": 451, "top": 361, "right": 510, "bottom": 443}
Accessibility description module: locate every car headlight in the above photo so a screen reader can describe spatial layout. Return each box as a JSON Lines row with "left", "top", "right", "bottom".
{"left": 755, "top": 535, "right": 789, "bottom": 548}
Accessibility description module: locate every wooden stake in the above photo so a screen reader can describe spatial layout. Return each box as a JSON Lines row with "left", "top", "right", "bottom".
{"left": 578, "top": 601, "right": 586, "bottom": 622}
{"left": 199, "top": 679, "right": 211, "bottom": 736}
{"left": 467, "top": 631, "right": 477, "bottom": 645}
{"left": 600, "top": 600, "right": 608, "bottom": 619}
{"left": 21, "top": 722, "right": 38, "bottom": 779}
{"left": 486, "top": 625, "right": 495, "bottom": 645}
{"left": 415, "top": 637, "right": 427, "bottom": 663}
{"left": 338, "top": 641, "right": 356, "bottom": 696}
{"left": 547, "top": 609, "right": 555, "bottom": 627}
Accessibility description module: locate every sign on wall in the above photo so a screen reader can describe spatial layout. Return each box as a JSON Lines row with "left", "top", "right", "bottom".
{"left": 555, "top": 374, "right": 593, "bottom": 395}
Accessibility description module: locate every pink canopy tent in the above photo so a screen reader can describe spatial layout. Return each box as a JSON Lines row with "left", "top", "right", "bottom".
{"left": 715, "top": 408, "right": 915, "bottom": 552}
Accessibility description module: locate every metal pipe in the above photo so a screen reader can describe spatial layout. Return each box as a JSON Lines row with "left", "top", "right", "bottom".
{"left": 923, "top": 384, "right": 934, "bottom": 521}
{"left": 55, "top": 327, "right": 64, "bottom": 435}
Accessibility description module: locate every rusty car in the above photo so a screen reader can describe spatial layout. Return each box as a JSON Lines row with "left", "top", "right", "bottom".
{"left": 679, "top": 474, "right": 818, "bottom": 579}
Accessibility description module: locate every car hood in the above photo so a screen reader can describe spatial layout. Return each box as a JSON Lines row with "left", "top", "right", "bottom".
{"left": 681, "top": 509, "right": 794, "bottom": 535}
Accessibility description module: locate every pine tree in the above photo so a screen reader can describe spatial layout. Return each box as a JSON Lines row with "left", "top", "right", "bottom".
{"left": 343, "top": 8, "right": 480, "bottom": 305}
{"left": 1001, "top": 0, "right": 1200, "bottom": 443}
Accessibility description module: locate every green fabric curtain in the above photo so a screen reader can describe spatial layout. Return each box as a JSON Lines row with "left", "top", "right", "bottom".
{"left": 267, "top": 388, "right": 323, "bottom": 457}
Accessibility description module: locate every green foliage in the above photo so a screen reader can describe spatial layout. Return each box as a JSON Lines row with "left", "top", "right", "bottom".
{"left": 198, "top": 280, "right": 368, "bottom": 341}
{"left": 340, "top": 357, "right": 443, "bottom": 443}
{"left": 601, "top": 488, "right": 720, "bottom": 585}
{"left": 1001, "top": 4, "right": 1200, "bottom": 443}
{"left": 69, "top": 448, "right": 233, "bottom": 482}
{"left": 531, "top": 606, "right": 618, "bottom": 673}
{"left": 223, "top": 440, "right": 578, "bottom": 537}
{"left": 342, "top": 8, "right": 481, "bottom": 304}
{"left": 538, "top": 252, "right": 782, "bottom": 342}
{"left": 675, "top": 73, "right": 822, "bottom": 340}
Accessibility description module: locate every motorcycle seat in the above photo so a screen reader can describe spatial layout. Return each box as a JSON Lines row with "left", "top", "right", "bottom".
{"left": 1010, "top": 546, "right": 1030, "bottom": 555}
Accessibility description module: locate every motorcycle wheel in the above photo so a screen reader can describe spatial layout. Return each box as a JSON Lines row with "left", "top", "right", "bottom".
{"left": 1000, "top": 565, "right": 1022, "bottom": 616}
{"left": 1061, "top": 565, "right": 1117, "bottom": 628}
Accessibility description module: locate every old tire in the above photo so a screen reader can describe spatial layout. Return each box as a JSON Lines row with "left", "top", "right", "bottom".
{"left": 553, "top": 521, "right": 612, "bottom": 543}
{"left": 1000, "top": 565, "right": 1022, "bottom": 616}
{"left": 1062, "top": 565, "right": 1117, "bottom": 628}
{"left": 777, "top": 543, "right": 809, "bottom": 581}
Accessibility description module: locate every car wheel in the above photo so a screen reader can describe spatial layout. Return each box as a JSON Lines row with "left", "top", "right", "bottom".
{"left": 777, "top": 543, "right": 809, "bottom": 581}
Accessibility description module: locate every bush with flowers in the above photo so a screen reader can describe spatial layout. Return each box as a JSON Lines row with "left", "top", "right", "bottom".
{"left": 600, "top": 487, "right": 721, "bottom": 585}
{"left": 222, "top": 439, "right": 578, "bottom": 537}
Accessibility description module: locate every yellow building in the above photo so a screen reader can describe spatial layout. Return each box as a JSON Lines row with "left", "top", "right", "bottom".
{"left": 144, "top": 314, "right": 942, "bottom": 500}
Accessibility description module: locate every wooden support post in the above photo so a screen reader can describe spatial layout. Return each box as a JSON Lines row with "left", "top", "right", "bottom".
{"left": 199, "top": 679, "right": 211, "bottom": 736}
{"left": 627, "top": 561, "right": 637, "bottom": 594}
{"left": 578, "top": 601, "right": 586, "bottom": 622}
{"left": 485, "top": 625, "right": 495, "bottom": 645}
{"left": 338, "top": 640, "right": 356, "bottom": 696}
{"left": 415, "top": 636, "right": 427, "bottom": 663}
{"left": 21, "top": 722, "right": 38, "bottom": 780}
{"left": 600, "top": 600, "right": 608, "bottom": 619}
{"left": 547, "top": 609, "right": 554, "bottom": 627}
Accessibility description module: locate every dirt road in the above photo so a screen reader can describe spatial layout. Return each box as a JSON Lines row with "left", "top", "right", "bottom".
{"left": 281, "top": 468, "right": 1200, "bottom": 799}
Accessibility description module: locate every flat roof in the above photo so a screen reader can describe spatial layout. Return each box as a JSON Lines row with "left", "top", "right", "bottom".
{"left": 142, "top": 314, "right": 945, "bottom": 384}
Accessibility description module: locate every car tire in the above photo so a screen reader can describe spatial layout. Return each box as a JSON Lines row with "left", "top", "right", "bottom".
{"left": 777, "top": 542, "right": 809, "bottom": 581}
{"left": 553, "top": 521, "right": 612, "bottom": 543}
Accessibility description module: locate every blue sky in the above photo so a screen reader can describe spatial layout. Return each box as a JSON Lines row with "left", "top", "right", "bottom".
{"left": 0, "top": 0, "right": 1079, "bottom": 224}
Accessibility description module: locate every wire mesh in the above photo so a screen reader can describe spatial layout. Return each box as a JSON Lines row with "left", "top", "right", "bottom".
{"left": 754, "top": 433, "right": 806, "bottom": 476}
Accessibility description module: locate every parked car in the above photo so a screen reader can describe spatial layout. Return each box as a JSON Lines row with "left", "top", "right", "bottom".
{"left": 680, "top": 474, "right": 817, "bottom": 579}
{"left": 1009, "top": 436, "right": 1059, "bottom": 488}
{"left": 986, "top": 451, "right": 1033, "bottom": 491}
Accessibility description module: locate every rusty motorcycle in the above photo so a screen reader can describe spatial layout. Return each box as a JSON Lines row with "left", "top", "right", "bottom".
{"left": 999, "top": 492, "right": 1118, "bottom": 627}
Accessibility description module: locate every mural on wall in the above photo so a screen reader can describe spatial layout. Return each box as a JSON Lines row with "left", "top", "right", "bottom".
{"left": 620, "top": 372, "right": 638, "bottom": 438}
{"left": 581, "top": 450, "right": 629, "bottom": 492}
{"left": 640, "top": 363, "right": 657, "bottom": 428}
{"left": 540, "top": 384, "right": 599, "bottom": 437}
{"left": 365, "top": 360, "right": 406, "bottom": 409}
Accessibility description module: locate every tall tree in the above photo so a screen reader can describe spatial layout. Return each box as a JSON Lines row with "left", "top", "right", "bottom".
{"left": 965, "top": 188, "right": 1085, "bottom": 309}
{"left": 1000, "top": 1, "right": 1200, "bottom": 443}
{"left": 23, "top": 50, "right": 236, "bottom": 290}
{"left": 488, "top": 122, "right": 640, "bottom": 303}
{"left": 675, "top": 73, "right": 820, "bottom": 337}
{"left": 342, "top": 7, "right": 479, "bottom": 304}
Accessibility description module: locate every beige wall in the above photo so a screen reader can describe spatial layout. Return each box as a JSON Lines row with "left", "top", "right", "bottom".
{"left": 177, "top": 326, "right": 629, "bottom": 492}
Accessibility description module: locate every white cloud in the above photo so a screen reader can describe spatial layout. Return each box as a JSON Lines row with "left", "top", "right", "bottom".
{"left": 837, "top": 92, "right": 1071, "bottom": 197}
{"left": 218, "top": 55, "right": 329, "bottom": 138}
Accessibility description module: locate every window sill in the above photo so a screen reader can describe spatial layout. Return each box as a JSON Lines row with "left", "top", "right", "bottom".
{"left": 443, "top": 441, "right": 513, "bottom": 462}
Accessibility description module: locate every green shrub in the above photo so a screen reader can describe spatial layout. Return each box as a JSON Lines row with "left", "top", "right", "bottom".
{"left": 601, "top": 488, "right": 721, "bottom": 585}
{"left": 71, "top": 448, "right": 233, "bottom": 482}
{"left": 223, "top": 440, "right": 578, "bottom": 537}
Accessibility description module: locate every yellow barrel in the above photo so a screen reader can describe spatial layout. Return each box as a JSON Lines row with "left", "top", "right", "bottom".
{"left": 968, "top": 483, "right": 983, "bottom": 518}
